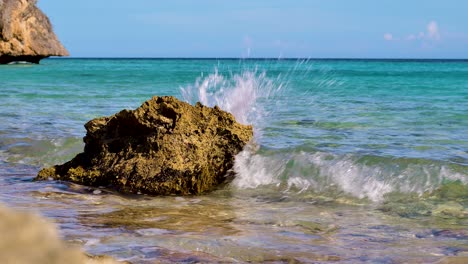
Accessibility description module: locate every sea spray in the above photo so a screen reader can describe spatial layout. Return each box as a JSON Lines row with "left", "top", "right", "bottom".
{"left": 180, "top": 67, "right": 284, "bottom": 131}
{"left": 180, "top": 64, "right": 467, "bottom": 202}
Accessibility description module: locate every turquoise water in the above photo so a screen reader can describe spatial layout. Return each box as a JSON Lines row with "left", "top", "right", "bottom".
{"left": 0, "top": 58, "right": 467, "bottom": 263}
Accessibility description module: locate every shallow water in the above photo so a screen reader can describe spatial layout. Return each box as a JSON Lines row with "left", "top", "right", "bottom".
{"left": 1, "top": 163, "right": 467, "bottom": 263}
{"left": 0, "top": 58, "right": 467, "bottom": 263}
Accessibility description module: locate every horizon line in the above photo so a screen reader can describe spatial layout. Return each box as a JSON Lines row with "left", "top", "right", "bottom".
{"left": 48, "top": 57, "right": 468, "bottom": 61}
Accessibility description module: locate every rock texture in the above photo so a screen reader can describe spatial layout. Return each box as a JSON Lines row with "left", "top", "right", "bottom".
{"left": 0, "top": 0, "right": 68, "bottom": 64}
{"left": 36, "top": 96, "right": 253, "bottom": 195}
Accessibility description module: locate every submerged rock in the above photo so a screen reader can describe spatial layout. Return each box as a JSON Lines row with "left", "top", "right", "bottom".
{"left": 0, "top": 0, "right": 68, "bottom": 64}
{"left": 37, "top": 96, "right": 253, "bottom": 195}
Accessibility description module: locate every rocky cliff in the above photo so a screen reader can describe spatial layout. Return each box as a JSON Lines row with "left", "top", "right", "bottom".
{"left": 0, "top": 0, "right": 68, "bottom": 64}
{"left": 37, "top": 96, "right": 253, "bottom": 195}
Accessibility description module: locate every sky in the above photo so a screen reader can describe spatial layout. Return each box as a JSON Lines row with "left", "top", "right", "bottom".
{"left": 39, "top": 0, "right": 468, "bottom": 58}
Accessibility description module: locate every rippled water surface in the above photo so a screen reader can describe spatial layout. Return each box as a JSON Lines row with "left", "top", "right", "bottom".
{"left": 0, "top": 59, "right": 467, "bottom": 263}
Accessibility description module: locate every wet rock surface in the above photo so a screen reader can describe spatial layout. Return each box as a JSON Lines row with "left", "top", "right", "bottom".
{"left": 37, "top": 96, "right": 253, "bottom": 195}
{"left": 0, "top": 0, "right": 68, "bottom": 64}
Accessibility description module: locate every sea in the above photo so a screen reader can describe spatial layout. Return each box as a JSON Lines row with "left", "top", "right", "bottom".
{"left": 0, "top": 58, "right": 467, "bottom": 263}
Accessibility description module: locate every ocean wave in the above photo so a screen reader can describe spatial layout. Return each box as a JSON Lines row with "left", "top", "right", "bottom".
{"left": 0, "top": 136, "right": 83, "bottom": 167}
{"left": 231, "top": 144, "right": 467, "bottom": 202}
{"left": 179, "top": 66, "right": 467, "bottom": 202}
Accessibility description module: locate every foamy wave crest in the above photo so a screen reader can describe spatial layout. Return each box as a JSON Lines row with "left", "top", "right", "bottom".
{"left": 231, "top": 144, "right": 282, "bottom": 189}
{"left": 180, "top": 68, "right": 284, "bottom": 130}
{"left": 231, "top": 149, "right": 467, "bottom": 202}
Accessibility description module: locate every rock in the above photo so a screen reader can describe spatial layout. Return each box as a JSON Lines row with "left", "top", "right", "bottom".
{"left": 0, "top": 204, "right": 122, "bottom": 264}
{"left": 36, "top": 96, "right": 253, "bottom": 195}
{"left": 0, "top": 0, "right": 68, "bottom": 64}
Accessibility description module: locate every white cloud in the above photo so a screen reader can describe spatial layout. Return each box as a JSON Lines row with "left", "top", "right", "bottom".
{"left": 385, "top": 21, "right": 442, "bottom": 43}
{"left": 405, "top": 21, "right": 440, "bottom": 42}
{"left": 383, "top": 33, "right": 393, "bottom": 41}
{"left": 427, "top": 21, "right": 440, "bottom": 40}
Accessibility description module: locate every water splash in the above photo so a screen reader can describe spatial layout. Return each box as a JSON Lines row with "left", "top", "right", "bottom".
{"left": 179, "top": 63, "right": 467, "bottom": 202}
{"left": 180, "top": 68, "right": 284, "bottom": 129}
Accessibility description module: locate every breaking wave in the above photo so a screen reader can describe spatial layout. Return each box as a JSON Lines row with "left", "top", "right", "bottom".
{"left": 232, "top": 146, "right": 467, "bottom": 202}
{"left": 180, "top": 66, "right": 468, "bottom": 202}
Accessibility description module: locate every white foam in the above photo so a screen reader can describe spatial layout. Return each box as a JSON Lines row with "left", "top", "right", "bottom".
{"left": 304, "top": 152, "right": 394, "bottom": 201}
{"left": 231, "top": 144, "right": 282, "bottom": 189}
{"left": 230, "top": 149, "right": 466, "bottom": 202}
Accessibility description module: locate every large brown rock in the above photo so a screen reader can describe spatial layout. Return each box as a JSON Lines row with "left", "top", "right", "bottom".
{"left": 0, "top": 0, "right": 68, "bottom": 64}
{"left": 36, "top": 96, "right": 253, "bottom": 195}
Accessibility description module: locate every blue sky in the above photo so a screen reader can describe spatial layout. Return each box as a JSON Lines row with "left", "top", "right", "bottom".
{"left": 39, "top": 0, "right": 468, "bottom": 58}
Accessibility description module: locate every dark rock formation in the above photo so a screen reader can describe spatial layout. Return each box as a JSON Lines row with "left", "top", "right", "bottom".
{"left": 36, "top": 96, "right": 253, "bottom": 195}
{"left": 0, "top": 0, "right": 68, "bottom": 64}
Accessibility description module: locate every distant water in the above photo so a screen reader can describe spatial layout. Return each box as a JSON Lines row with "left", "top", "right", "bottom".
{"left": 0, "top": 58, "right": 467, "bottom": 263}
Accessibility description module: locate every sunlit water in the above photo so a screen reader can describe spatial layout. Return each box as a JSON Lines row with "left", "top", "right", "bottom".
{"left": 0, "top": 58, "right": 467, "bottom": 263}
